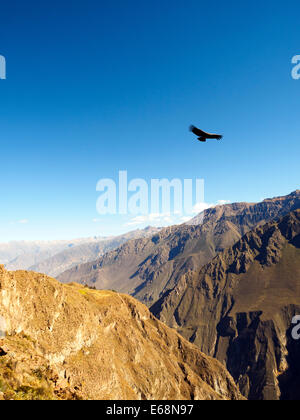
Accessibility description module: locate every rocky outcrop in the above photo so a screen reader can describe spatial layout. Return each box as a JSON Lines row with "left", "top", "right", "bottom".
{"left": 0, "top": 266, "right": 243, "bottom": 400}
{"left": 151, "top": 210, "right": 300, "bottom": 400}
{"left": 58, "top": 191, "right": 300, "bottom": 306}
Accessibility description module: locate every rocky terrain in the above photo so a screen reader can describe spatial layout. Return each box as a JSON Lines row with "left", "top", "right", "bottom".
{"left": 2, "top": 191, "right": 299, "bottom": 400}
{"left": 1, "top": 227, "right": 159, "bottom": 277}
{"left": 58, "top": 191, "right": 300, "bottom": 306}
{"left": 0, "top": 266, "right": 243, "bottom": 400}
{"left": 151, "top": 209, "right": 300, "bottom": 400}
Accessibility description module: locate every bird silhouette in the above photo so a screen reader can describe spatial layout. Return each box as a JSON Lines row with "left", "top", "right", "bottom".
{"left": 190, "top": 125, "right": 223, "bottom": 142}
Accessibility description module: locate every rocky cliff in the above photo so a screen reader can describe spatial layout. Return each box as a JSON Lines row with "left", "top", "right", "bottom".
{"left": 151, "top": 210, "right": 300, "bottom": 400}
{"left": 0, "top": 266, "right": 243, "bottom": 400}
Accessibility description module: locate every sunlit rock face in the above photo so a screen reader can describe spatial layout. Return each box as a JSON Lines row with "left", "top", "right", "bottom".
{"left": 0, "top": 265, "right": 243, "bottom": 401}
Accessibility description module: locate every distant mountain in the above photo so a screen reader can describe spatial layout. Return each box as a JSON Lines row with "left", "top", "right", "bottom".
{"left": 0, "top": 265, "right": 243, "bottom": 400}
{"left": 0, "top": 227, "right": 160, "bottom": 277}
{"left": 28, "top": 227, "right": 160, "bottom": 278}
{"left": 58, "top": 191, "right": 300, "bottom": 307}
{"left": 151, "top": 209, "right": 300, "bottom": 400}
{"left": 0, "top": 237, "right": 105, "bottom": 271}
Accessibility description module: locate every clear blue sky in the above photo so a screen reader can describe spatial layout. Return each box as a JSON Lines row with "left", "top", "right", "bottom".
{"left": 0, "top": 0, "right": 299, "bottom": 241}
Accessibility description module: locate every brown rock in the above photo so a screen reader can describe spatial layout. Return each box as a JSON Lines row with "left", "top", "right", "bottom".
{"left": 0, "top": 266, "right": 243, "bottom": 400}
{"left": 151, "top": 210, "right": 300, "bottom": 400}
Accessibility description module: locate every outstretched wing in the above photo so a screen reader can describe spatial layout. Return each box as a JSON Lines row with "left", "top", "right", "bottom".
{"left": 210, "top": 134, "right": 223, "bottom": 140}
{"left": 189, "top": 125, "right": 207, "bottom": 137}
{"left": 190, "top": 125, "right": 223, "bottom": 140}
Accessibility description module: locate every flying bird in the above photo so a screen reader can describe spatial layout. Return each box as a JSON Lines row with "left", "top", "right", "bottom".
{"left": 189, "top": 125, "right": 223, "bottom": 142}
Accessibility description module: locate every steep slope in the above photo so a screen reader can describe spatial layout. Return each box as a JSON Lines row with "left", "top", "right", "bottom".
{"left": 151, "top": 210, "right": 300, "bottom": 400}
{"left": 58, "top": 191, "right": 300, "bottom": 306}
{"left": 28, "top": 227, "right": 160, "bottom": 278}
{"left": 0, "top": 266, "right": 242, "bottom": 401}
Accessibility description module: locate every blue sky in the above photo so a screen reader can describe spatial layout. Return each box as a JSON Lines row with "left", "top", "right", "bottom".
{"left": 0, "top": 0, "right": 299, "bottom": 241}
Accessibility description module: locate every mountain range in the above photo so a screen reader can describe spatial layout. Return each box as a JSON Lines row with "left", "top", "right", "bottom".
{"left": 58, "top": 191, "right": 300, "bottom": 307}
{"left": 152, "top": 209, "right": 300, "bottom": 400}
{"left": 57, "top": 190, "right": 300, "bottom": 400}
{"left": 0, "top": 227, "right": 160, "bottom": 277}
{"left": 1, "top": 190, "right": 300, "bottom": 400}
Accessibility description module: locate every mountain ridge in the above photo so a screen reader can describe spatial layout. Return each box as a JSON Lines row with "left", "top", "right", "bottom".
{"left": 0, "top": 265, "right": 243, "bottom": 400}
{"left": 28, "top": 227, "right": 160, "bottom": 278}
{"left": 151, "top": 209, "right": 300, "bottom": 400}
{"left": 58, "top": 191, "right": 300, "bottom": 307}
{"left": 1, "top": 227, "right": 160, "bottom": 276}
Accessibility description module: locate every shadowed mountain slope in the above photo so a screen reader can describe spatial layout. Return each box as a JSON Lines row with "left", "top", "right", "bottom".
{"left": 0, "top": 266, "right": 243, "bottom": 400}
{"left": 151, "top": 209, "right": 300, "bottom": 400}
{"left": 58, "top": 191, "right": 300, "bottom": 307}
